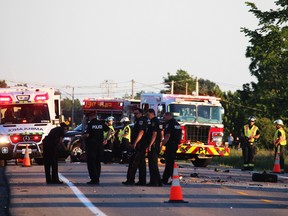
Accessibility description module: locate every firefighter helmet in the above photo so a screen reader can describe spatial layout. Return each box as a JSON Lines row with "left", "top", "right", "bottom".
{"left": 248, "top": 116, "right": 256, "bottom": 122}
{"left": 120, "top": 117, "right": 130, "bottom": 123}
{"left": 274, "top": 119, "right": 283, "bottom": 126}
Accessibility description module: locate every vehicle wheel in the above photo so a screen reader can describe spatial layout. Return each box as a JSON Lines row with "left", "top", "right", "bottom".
{"left": 34, "top": 158, "right": 44, "bottom": 165}
{"left": 70, "top": 143, "right": 83, "bottom": 162}
{"left": 191, "top": 157, "right": 212, "bottom": 167}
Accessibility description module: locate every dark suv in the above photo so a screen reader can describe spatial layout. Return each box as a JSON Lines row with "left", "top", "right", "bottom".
{"left": 63, "top": 124, "right": 85, "bottom": 162}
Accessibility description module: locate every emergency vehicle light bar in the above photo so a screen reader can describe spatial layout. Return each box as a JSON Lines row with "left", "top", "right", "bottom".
{"left": 0, "top": 95, "right": 13, "bottom": 103}
{"left": 34, "top": 93, "right": 49, "bottom": 102}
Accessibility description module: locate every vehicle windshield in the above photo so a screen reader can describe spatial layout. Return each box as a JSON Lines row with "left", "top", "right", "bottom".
{"left": 0, "top": 104, "right": 50, "bottom": 124}
{"left": 168, "top": 104, "right": 223, "bottom": 124}
{"left": 168, "top": 104, "right": 197, "bottom": 122}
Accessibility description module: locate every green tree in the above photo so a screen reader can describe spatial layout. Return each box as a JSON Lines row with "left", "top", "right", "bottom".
{"left": 162, "top": 69, "right": 223, "bottom": 97}
{"left": 241, "top": 1, "right": 288, "bottom": 122}
{"left": 0, "top": 80, "right": 8, "bottom": 88}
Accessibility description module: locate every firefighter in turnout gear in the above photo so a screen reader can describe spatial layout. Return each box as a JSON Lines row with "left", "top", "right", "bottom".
{"left": 273, "top": 119, "right": 286, "bottom": 173}
{"left": 118, "top": 117, "right": 132, "bottom": 164}
{"left": 241, "top": 116, "right": 260, "bottom": 171}
{"left": 103, "top": 116, "right": 115, "bottom": 164}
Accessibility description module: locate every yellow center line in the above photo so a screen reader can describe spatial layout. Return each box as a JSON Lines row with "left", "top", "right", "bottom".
{"left": 222, "top": 186, "right": 274, "bottom": 203}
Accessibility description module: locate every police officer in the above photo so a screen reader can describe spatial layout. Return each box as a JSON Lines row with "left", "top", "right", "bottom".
{"left": 146, "top": 109, "right": 162, "bottom": 186}
{"left": 273, "top": 119, "right": 286, "bottom": 173}
{"left": 43, "top": 122, "right": 69, "bottom": 184}
{"left": 118, "top": 117, "right": 132, "bottom": 164}
{"left": 103, "top": 116, "right": 115, "bottom": 164}
{"left": 122, "top": 108, "right": 148, "bottom": 186}
{"left": 83, "top": 112, "right": 112, "bottom": 185}
{"left": 161, "top": 112, "right": 182, "bottom": 185}
{"left": 241, "top": 116, "right": 260, "bottom": 171}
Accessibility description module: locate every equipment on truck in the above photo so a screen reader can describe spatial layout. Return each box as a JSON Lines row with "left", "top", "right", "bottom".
{"left": 140, "top": 93, "right": 230, "bottom": 167}
{"left": 0, "top": 87, "right": 62, "bottom": 165}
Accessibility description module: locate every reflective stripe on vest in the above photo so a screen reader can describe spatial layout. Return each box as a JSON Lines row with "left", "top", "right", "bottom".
{"left": 104, "top": 125, "right": 115, "bottom": 140}
{"left": 118, "top": 125, "right": 131, "bottom": 142}
{"left": 274, "top": 128, "right": 287, "bottom": 146}
{"left": 244, "top": 125, "right": 258, "bottom": 142}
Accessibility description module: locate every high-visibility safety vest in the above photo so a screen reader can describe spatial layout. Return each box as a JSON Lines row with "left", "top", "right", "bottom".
{"left": 118, "top": 125, "right": 131, "bottom": 142}
{"left": 274, "top": 127, "right": 287, "bottom": 146}
{"left": 244, "top": 124, "right": 258, "bottom": 143}
{"left": 104, "top": 125, "right": 115, "bottom": 141}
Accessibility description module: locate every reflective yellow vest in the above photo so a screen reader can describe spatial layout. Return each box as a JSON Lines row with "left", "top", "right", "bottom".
{"left": 104, "top": 125, "right": 115, "bottom": 141}
{"left": 118, "top": 125, "right": 131, "bottom": 142}
{"left": 244, "top": 124, "right": 258, "bottom": 143}
{"left": 274, "top": 127, "right": 287, "bottom": 145}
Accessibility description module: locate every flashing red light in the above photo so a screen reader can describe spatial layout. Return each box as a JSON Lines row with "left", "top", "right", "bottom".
{"left": 11, "top": 135, "right": 20, "bottom": 143}
{"left": 34, "top": 93, "right": 49, "bottom": 101}
{"left": 33, "top": 135, "right": 40, "bottom": 141}
{"left": 0, "top": 95, "right": 13, "bottom": 103}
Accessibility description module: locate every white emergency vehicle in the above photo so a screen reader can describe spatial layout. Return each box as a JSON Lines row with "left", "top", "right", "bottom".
{"left": 141, "top": 93, "right": 230, "bottom": 167}
{"left": 0, "top": 87, "right": 62, "bottom": 164}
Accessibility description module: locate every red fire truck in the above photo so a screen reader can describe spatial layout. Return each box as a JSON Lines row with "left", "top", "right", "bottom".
{"left": 0, "top": 87, "right": 62, "bottom": 164}
{"left": 141, "top": 93, "right": 230, "bottom": 167}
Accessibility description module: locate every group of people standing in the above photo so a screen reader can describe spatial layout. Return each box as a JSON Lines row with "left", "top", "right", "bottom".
{"left": 121, "top": 108, "right": 181, "bottom": 186}
{"left": 231, "top": 116, "right": 286, "bottom": 173}
{"left": 45, "top": 108, "right": 181, "bottom": 186}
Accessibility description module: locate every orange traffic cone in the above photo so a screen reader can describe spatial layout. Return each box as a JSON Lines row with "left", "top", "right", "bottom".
{"left": 165, "top": 163, "right": 188, "bottom": 203}
{"left": 273, "top": 146, "right": 281, "bottom": 173}
{"left": 22, "top": 144, "right": 31, "bottom": 167}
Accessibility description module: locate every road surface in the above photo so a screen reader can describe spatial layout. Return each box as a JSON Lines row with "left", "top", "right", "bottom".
{"left": 5, "top": 160, "right": 288, "bottom": 216}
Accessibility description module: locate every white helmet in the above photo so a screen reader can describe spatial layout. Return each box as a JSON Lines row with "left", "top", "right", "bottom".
{"left": 248, "top": 116, "right": 256, "bottom": 122}
{"left": 106, "top": 116, "right": 114, "bottom": 122}
{"left": 120, "top": 117, "right": 130, "bottom": 123}
{"left": 274, "top": 119, "right": 284, "bottom": 125}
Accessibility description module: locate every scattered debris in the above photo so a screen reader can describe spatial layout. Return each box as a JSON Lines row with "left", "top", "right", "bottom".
{"left": 190, "top": 173, "right": 199, "bottom": 178}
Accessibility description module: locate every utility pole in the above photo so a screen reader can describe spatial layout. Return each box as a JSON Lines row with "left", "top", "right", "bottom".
{"left": 66, "top": 85, "right": 75, "bottom": 128}
{"left": 71, "top": 86, "right": 74, "bottom": 128}
{"left": 195, "top": 77, "right": 199, "bottom": 96}
{"left": 171, "top": 80, "right": 174, "bottom": 94}
{"left": 185, "top": 82, "right": 188, "bottom": 95}
{"left": 131, "top": 79, "right": 135, "bottom": 99}
{"left": 100, "top": 80, "right": 117, "bottom": 97}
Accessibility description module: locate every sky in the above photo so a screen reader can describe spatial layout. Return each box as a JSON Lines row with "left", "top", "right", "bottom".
{"left": 0, "top": 0, "right": 277, "bottom": 101}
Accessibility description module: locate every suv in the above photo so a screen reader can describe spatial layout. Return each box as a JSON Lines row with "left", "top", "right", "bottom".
{"left": 63, "top": 124, "right": 85, "bottom": 162}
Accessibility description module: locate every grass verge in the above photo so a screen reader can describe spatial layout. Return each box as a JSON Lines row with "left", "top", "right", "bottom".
{"left": 211, "top": 148, "right": 288, "bottom": 172}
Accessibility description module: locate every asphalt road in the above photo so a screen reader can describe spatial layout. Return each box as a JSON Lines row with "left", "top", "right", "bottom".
{"left": 2, "top": 160, "right": 288, "bottom": 216}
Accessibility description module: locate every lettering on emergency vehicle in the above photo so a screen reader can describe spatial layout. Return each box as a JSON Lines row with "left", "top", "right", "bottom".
{"left": 198, "top": 147, "right": 208, "bottom": 154}
{"left": 8, "top": 127, "right": 44, "bottom": 133}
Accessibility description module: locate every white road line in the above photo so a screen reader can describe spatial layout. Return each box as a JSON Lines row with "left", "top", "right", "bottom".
{"left": 59, "top": 173, "right": 107, "bottom": 216}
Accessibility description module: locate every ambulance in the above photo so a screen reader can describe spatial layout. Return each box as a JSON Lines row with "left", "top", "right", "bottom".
{"left": 0, "top": 87, "right": 62, "bottom": 164}
{"left": 141, "top": 93, "right": 230, "bottom": 167}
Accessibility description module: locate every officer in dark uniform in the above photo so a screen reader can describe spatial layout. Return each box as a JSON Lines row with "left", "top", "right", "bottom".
{"left": 43, "top": 122, "right": 69, "bottom": 184}
{"left": 146, "top": 109, "right": 162, "bottom": 186}
{"left": 83, "top": 112, "right": 112, "bottom": 185}
{"left": 122, "top": 108, "right": 148, "bottom": 186}
{"left": 161, "top": 112, "right": 182, "bottom": 185}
